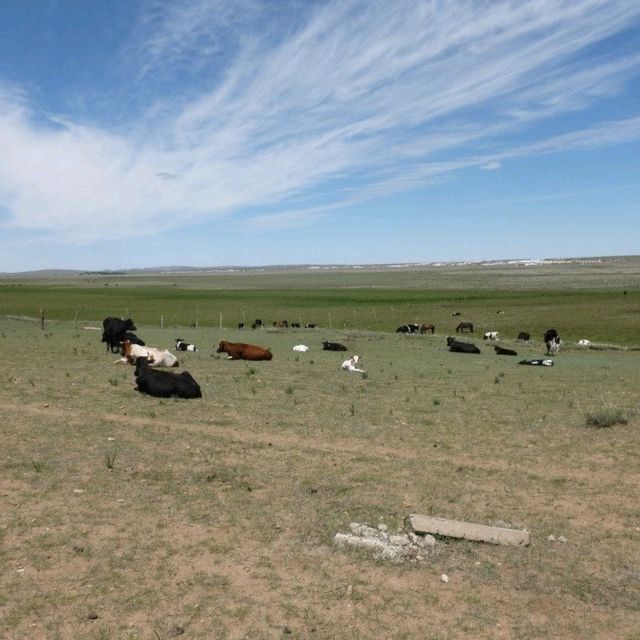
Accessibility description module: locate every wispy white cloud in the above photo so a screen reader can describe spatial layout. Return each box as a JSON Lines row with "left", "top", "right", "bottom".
{"left": 0, "top": 0, "right": 639, "bottom": 245}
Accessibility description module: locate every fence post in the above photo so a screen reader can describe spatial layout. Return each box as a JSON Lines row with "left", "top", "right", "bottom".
{"left": 40, "top": 308, "right": 45, "bottom": 330}
{"left": 74, "top": 310, "right": 78, "bottom": 330}
{"left": 161, "top": 315, "right": 164, "bottom": 329}
{"left": 219, "top": 312, "right": 222, "bottom": 329}
{"left": 328, "top": 312, "right": 332, "bottom": 329}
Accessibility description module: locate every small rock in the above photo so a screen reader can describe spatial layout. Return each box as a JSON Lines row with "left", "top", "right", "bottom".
{"left": 87, "top": 613, "right": 98, "bottom": 620}
{"left": 547, "top": 534, "right": 556, "bottom": 542}
{"left": 377, "top": 523, "right": 388, "bottom": 532}
{"left": 168, "top": 626, "right": 185, "bottom": 637}
{"left": 558, "top": 536, "right": 567, "bottom": 544}
{"left": 73, "top": 489, "right": 84, "bottom": 494}
{"left": 440, "top": 573, "right": 449, "bottom": 583}
{"left": 423, "top": 534, "right": 437, "bottom": 547}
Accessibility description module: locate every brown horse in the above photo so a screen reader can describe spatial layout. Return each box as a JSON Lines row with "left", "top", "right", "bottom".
{"left": 216, "top": 340, "right": 273, "bottom": 361}
{"left": 456, "top": 322, "right": 474, "bottom": 333}
{"left": 419, "top": 323, "right": 435, "bottom": 334}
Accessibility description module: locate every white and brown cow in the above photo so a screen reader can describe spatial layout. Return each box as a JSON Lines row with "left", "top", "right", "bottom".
{"left": 117, "top": 340, "right": 179, "bottom": 367}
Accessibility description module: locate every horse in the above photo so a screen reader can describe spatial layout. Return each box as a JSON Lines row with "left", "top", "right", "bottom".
{"left": 419, "top": 324, "right": 435, "bottom": 334}
{"left": 456, "top": 322, "right": 474, "bottom": 333}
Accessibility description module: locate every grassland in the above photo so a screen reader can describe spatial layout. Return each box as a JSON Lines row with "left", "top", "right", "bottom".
{"left": 1, "top": 259, "right": 639, "bottom": 639}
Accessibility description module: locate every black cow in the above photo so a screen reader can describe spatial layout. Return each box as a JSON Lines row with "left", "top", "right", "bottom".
{"left": 238, "top": 322, "right": 245, "bottom": 330}
{"left": 544, "top": 329, "right": 561, "bottom": 355}
{"left": 291, "top": 322, "right": 301, "bottom": 328}
{"left": 517, "top": 332, "right": 531, "bottom": 342}
{"left": 102, "top": 317, "right": 137, "bottom": 353}
{"left": 305, "top": 323, "right": 317, "bottom": 329}
{"left": 134, "top": 357, "right": 202, "bottom": 398}
{"left": 322, "top": 341, "right": 348, "bottom": 351}
{"left": 396, "top": 323, "right": 420, "bottom": 334}
{"left": 251, "top": 319, "right": 263, "bottom": 329}
{"left": 494, "top": 345, "right": 518, "bottom": 356}
{"left": 447, "top": 336, "right": 481, "bottom": 354}
{"left": 122, "top": 332, "right": 145, "bottom": 347}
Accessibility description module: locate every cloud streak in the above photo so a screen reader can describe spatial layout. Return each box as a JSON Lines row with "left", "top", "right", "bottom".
{"left": 0, "top": 0, "right": 639, "bottom": 245}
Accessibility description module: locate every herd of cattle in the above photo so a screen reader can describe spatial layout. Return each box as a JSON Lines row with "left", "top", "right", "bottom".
{"left": 101, "top": 316, "right": 565, "bottom": 399}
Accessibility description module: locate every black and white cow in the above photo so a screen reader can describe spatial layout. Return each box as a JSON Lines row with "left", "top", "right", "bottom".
{"left": 102, "top": 317, "right": 137, "bottom": 353}
{"left": 447, "top": 336, "right": 481, "bottom": 354}
{"left": 517, "top": 332, "right": 531, "bottom": 342}
{"left": 396, "top": 323, "right": 420, "bottom": 334}
{"left": 175, "top": 338, "right": 197, "bottom": 352}
{"left": 544, "top": 329, "right": 561, "bottom": 355}
{"left": 134, "top": 357, "right": 202, "bottom": 398}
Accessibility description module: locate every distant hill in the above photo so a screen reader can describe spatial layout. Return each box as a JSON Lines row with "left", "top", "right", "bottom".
{"left": 0, "top": 255, "right": 637, "bottom": 278}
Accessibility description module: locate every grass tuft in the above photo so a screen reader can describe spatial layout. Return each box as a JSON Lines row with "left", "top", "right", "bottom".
{"left": 585, "top": 407, "right": 629, "bottom": 428}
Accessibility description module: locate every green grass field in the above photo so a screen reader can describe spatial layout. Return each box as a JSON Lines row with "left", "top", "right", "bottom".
{"left": 1, "top": 260, "right": 639, "bottom": 639}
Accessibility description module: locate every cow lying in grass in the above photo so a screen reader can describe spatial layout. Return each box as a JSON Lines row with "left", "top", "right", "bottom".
{"left": 447, "top": 336, "right": 481, "bottom": 354}
{"left": 175, "top": 338, "right": 197, "bottom": 352}
{"left": 216, "top": 340, "right": 273, "bottom": 361}
{"left": 494, "top": 345, "right": 518, "bottom": 356}
{"left": 322, "top": 341, "right": 347, "bottom": 351}
{"left": 341, "top": 355, "right": 364, "bottom": 372}
{"left": 117, "top": 340, "right": 179, "bottom": 367}
{"left": 134, "top": 357, "right": 201, "bottom": 398}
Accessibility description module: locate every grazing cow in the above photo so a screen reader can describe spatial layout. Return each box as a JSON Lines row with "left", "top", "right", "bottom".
{"left": 134, "top": 357, "right": 201, "bottom": 399}
{"left": 544, "top": 329, "right": 561, "bottom": 355}
{"left": 102, "top": 317, "right": 137, "bottom": 353}
{"left": 238, "top": 322, "right": 245, "bottom": 330}
{"left": 495, "top": 345, "right": 518, "bottom": 356}
{"left": 447, "top": 336, "right": 481, "bottom": 354}
{"left": 396, "top": 323, "right": 420, "bottom": 334}
{"left": 419, "top": 323, "right": 435, "bottom": 334}
{"left": 291, "top": 322, "right": 301, "bottom": 328}
{"left": 251, "top": 319, "right": 263, "bottom": 329}
{"left": 293, "top": 344, "right": 309, "bottom": 352}
{"left": 456, "top": 322, "right": 474, "bottom": 333}
{"left": 322, "top": 341, "right": 348, "bottom": 351}
{"left": 517, "top": 332, "right": 531, "bottom": 342}
{"left": 273, "top": 320, "right": 289, "bottom": 328}
{"left": 341, "top": 355, "right": 364, "bottom": 373}
{"left": 217, "top": 340, "right": 273, "bottom": 361}
{"left": 305, "top": 323, "right": 317, "bottom": 329}
{"left": 118, "top": 340, "right": 179, "bottom": 367}
{"left": 452, "top": 312, "right": 461, "bottom": 317}
{"left": 578, "top": 339, "right": 591, "bottom": 347}
{"left": 175, "top": 338, "right": 197, "bottom": 352}
{"left": 496, "top": 310, "right": 505, "bottom": 314}
{"left": 519, "top": 359, "right": 554, "bottom": 367}
{"left": 483, "top": 331, "right": 499, "bottom": 340}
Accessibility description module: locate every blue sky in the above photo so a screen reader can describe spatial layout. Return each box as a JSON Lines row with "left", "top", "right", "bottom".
{"left": 0, "top": 0, "right": 638, "bottom": 271}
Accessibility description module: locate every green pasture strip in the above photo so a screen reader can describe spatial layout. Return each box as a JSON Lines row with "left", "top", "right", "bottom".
{"left": 1, "top": 283, "right": 638, "bottom": 345}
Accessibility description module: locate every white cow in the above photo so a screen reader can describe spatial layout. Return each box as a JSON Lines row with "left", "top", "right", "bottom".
{"left": 293, "top": 344, "right": 309, "bottom": 352}
{"left": 341, "top": 355, "right": 365, "bottom": 373}
{"left": 578, "top": 339, "right": 591, "bottom": 347}
{"left": 483, "top": 331, "right": 499, "bottom": 340}
{"left": 117, "top": 340, "right": 179, "bottom": 367}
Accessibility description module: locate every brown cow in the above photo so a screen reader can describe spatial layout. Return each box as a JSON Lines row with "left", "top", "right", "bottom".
{"left": 216, "top": 340, "right": 273, "bottom": 361}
